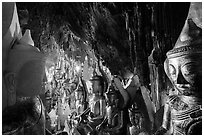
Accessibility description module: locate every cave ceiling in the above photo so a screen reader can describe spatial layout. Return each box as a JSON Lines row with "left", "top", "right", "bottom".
{"left": 16, "top": 2, "right": 190, "bottom": 85}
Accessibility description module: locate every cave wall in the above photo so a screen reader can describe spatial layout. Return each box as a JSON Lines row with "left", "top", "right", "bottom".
{"left": 16, "top": 2, "right": 190, "bottom": 110}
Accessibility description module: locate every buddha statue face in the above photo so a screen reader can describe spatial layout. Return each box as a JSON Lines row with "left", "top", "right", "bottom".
{"left": 164, "top": 16, "right": 202, "bottom": 97}
{"left": 106, "top": 91, "right": 118, "bottom": 107}
{"left": 165, "top": 53, "right": 202, "bottom": 97}
{"left": 92, "top": 80, "right": 102, "bottom": 94}
{"left": 90, "top": 76, "right": 104, "bottom": 95}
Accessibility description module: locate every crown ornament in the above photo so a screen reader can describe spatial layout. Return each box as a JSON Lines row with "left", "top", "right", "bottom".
{"left": 166, "top": 3, "right": 202, "bottom": 59}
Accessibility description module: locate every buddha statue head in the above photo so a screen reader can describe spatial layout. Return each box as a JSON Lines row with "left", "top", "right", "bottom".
{"left": 90, "top": 75, "right": 105, "bottom": 95}
{"left": 128, "top": 103, "right": 144, "bottom": 127}
{"left": 4, "top": 29, "right": 47, "bottom": 106}
{"left": 164, "top": 3, "right": 202, "bottom": 97}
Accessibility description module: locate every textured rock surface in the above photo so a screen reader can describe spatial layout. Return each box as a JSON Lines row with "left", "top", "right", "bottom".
{"left": 16, "top": 2, "right": 189, "bottom": 82}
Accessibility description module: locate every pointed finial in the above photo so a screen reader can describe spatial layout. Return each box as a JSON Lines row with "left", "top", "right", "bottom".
{"left": 19, "top": 29, "right": 34, "bottom": 46}
{"left": 166, "top": 2, "right": 202, "bottom": 59}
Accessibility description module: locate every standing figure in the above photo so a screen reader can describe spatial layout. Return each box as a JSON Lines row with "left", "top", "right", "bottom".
{"left": 155, "top": 2, "right": 202, "bottom": 135}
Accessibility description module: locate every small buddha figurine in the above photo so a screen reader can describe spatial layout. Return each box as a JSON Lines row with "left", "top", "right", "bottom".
{"left": 155, "top": 2, "right": 202, "bottom": 135}
{"left": 97, "top": 83, "right": 124, "bottom": 135}
{"left": 75, "top": 86, "right": 85, "bottom": 115}
{"left": 128, "top": 102, "right": 148, "bottom": 135}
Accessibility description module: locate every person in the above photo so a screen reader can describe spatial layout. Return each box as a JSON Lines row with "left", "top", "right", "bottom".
{"left": 155, "top": 2, "right": 202, "bottom": 135}
{"left": 2, "top": 3, "right": 48, "bottom": 134}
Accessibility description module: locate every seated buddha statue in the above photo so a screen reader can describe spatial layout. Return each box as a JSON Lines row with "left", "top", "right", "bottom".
{"left": 73, "top": 75, "right": 106, "bottom": 135}
{"left": 88, "top": 75, "right": 106, "bottom": 121}
{"left": 97, "top": 82, "right": 124, "bottom": 135}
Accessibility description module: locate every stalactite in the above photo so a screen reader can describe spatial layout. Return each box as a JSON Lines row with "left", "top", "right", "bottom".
{"left": 126, "top": 12, "right": 135, "bottom": 71}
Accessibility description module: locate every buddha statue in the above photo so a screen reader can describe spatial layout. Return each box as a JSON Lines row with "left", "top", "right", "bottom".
{"left": 73, "top": 75, "right": 106, "bottom": 135}
{"left": 97, "top": 82, "right": 124, "bottom": 135}
{"left": 2, "top": 6, "right": 47, "bottom": 133}
{"left": 155, "top": 2, "right": 202, "bottom": 135}
{"left": 75, "top": 86, "right": 85, "bottom": 115}
{"left": 2, "top": 2, "right": 22, "bottom": 111}
{"left": 128, "top": 102, "right": 148, "bottom": 135}
{"left": 84, "top": 75, "right": 106, "bottom": 134}
{"left": 88, "top": 75, "right": 106, "bottom": 120}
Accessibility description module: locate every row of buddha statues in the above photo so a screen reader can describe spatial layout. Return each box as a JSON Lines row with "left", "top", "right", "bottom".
{"left": 70, "top": 74, "right": 149, "bottom": 135}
